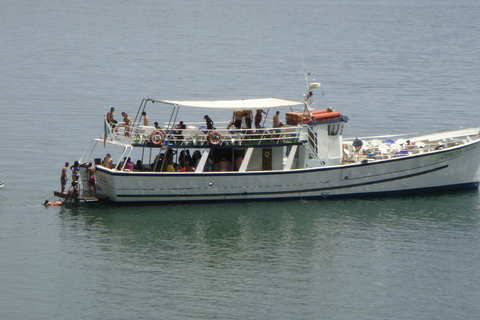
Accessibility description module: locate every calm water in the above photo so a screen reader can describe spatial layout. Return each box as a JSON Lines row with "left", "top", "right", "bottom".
{"left": 1, "top": 0, "right": 480, "bottom": 319}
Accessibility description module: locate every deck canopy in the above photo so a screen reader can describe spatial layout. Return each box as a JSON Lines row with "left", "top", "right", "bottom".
{"left": 155, "top": 98, "right": 303, "bottom": 110}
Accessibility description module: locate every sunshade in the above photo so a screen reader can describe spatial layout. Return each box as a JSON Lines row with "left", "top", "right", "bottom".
{"left": 156, "top": 98, "right": 303, "bottom": 110}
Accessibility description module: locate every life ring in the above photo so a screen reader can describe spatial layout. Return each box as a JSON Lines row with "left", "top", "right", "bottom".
{"left": 115, "top": 124, "right": 125, "bottom": 135}
{"left": 150, "top": 130, "right": 165, "bottom": 145}
{"left": 207, "top": 131, "right": 222, "bottom": 145}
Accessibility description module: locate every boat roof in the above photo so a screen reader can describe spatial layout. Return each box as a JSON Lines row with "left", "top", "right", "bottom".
{"left": 154, "top": 97, "right": 303, "bottom": 110}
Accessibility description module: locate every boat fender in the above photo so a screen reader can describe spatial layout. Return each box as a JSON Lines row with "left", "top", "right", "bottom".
{"left": 207, "top": 131, "right": 222, "bottom": 145}
{"left": 150, "top": 130, "right": 165, "bottom": 145}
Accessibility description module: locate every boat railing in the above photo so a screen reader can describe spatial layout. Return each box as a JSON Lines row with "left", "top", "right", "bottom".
{"left": 123, "top": 124, "right": 304, "bottom": 147}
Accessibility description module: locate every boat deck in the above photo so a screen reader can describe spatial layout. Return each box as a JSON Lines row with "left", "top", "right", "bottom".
{"left": 53, "top": 191, "right": 109, "bottom": 203}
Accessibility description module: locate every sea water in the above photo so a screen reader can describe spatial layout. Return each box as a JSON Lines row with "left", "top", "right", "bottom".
{"left": 1, "top": 0, "right": 480, "bottom": 319}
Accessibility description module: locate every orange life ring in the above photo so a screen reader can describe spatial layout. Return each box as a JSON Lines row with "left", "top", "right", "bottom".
{"left": 150, "top": 130, "right": 165, "bottom": 145}
{"left": 207, "top": 131, "right": 222, "bottom": 145}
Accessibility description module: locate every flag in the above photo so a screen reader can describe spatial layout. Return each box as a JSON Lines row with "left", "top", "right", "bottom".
{"left": 104, "top": 116, "right": 111, "bottom": 147}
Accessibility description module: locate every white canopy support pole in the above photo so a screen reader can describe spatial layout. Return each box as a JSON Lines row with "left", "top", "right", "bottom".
{"left": 238, "top": 147, "right": 254, "bottom": 172}
{"left": 283, "top": 145, "right": 298, "bottom": 171}
{"left": 195, "top": 149, "right": 211, "bottom": 173}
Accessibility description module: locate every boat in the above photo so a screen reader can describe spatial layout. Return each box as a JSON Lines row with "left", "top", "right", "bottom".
{"left": 0, "top": 181, "right": 4, "bottom": 188}
{"left": 66, "top": 76, "right": 480, "bottom": 203}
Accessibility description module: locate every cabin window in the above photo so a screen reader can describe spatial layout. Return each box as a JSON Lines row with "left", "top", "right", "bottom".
{"left": 328, "top": 124, "right": 341, "bottom": 136}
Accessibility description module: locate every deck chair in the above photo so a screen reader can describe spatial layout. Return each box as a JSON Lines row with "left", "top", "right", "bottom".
{"left": 395, "top": 148, "right": 409, "bottom": 157}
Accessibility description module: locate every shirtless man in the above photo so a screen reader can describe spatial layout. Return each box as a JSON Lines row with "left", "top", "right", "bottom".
{"left": 102, "top": 153, "right": 113, "bottom": 169}
{"left": 141, "top": 111, "right": 149, "bottom": 126}
{"left": 87, "top": 162, "right": 96, "bottom": 196}
{"left": 106, "top": 107, "right": 117, "bottom": 126}
{"left": 273, "top": 111, "right": 281, "bottom": 127}
{"left": 233, "top": 110, "right": 243, "bottom": 129}
{"left": 61, "top": 162, "right": 69, "bottom": 193}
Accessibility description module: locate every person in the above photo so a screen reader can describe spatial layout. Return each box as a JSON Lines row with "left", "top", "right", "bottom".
{"left": 326, "top": 106, "right": 334, "bottom": 112}
{"left": 141, "top": 111, "right": 149, "bottom": 126}
{"left": 64, "top": 181, "right": 80, "bottom": 202}
{"left": 135, "top": 160, "right": 143, "bottom": 171}
{"left": 204, "top": 115, "right": 214, "bottom": 130}
{"left": 87, "top": 162, "right": 96, "bottom": 196}
{"left": 178, "top": 161, "right": 195, "bottom": 172}
{"left": 61, "top": 162, "right": 69, "bottom": 193}
{"left": 124, "top": 157, "right": 134, "bottom": 171}
{"left": 70, "top": 161, "right": 80, "bottom": 182}
{"left": 166, "top": 158, "right": 176, "bottom": 172}
{"left": 152, "top": 153, "right": 164, "bottom": 172}
{"left": 154, "top": 122, "right": 161, "bottom": 129}
{"left": 255, "top": 109, "right": 267, "bottom": 128}
{"left": 44, "top": 200, "right": 64, "bottom": 206}
{"left": 175, "top": 121, "right": 186, "bottom": 140}
{"left": 273, "top": 111, "right": 281, "bottom": 128}
{"left": 233, "top": 110, "right": 243, "bottom": 129}
{"left": 192, "top": 150, "right": 202, "bottom": 167}
{"left": 353, "top": 138, "right": 363, "bottom": 152}
{"left": 106, "top": 107, "right": 117, "bottom": 127}
{"left": 122, "top": 112, "right": 132, "bottom": 137}
{"left": 218, "top": 158, "right": 229, "bottom": 172}
{"left": 243, "top": 110, "right": 253, "bottom": 129}
{"left": 102, "top": 153, "right": 113, "bottom": 169}
{"left": 405, "top": 140, "right": 415, "bottom": 149}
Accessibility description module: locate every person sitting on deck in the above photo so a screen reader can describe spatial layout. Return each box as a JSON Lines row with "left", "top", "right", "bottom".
{"left": 124, "top": 157, "right": 134, "bottom": 171}
{"left": 178, "top": 161, "right": 195, "bottom": 172}
{"left": 353, "top": 138, "right": 363, "bottom": 154}
{"left": 106, "top": 107, "right": 117, "bottom": 127}
{"left": 405, "top": 140, "right": 416, "bottom": 149}
{"left": 166, "top": 157, "right": 176, "bottom": 172}
{"left": 64, "top": 181, "right": 80, "bottom": 202}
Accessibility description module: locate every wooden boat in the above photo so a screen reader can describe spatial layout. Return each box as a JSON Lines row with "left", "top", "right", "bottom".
{"left": 65, "top": 77, "right": 480, "bottom": 203}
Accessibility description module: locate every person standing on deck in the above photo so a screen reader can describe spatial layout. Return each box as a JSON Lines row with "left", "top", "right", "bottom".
{"left": 60, "top": 162, "right": 69, "bottom": 193}
{"left": 233, "top": 110, "right": 243, "bottom": 129}
{"left": 243, "top": 110, "right": 253, "bottom": 129}
{"left": 255, "top": 109, "right": 267, "bottom": 128}
{"left": 122, "top": 112, "right": 132, "bottom": 137}
{"left": 141, "top": 111, "right": 149, "bottom": 126}
{"left": 87, "top": 163, "right": 96, "bottom": 196}
{"left": 102, "top": 153, "right": 112, "bottom": 169}
{"left": 204, "top": 115, "right": 214, "bottom": 130}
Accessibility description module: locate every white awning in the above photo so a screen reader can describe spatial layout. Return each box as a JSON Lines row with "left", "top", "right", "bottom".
{"left": 156, "top": 97, "right": 303, "bottom": 110}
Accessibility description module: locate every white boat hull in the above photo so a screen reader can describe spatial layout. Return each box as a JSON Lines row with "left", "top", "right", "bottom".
{"left": 94, "top": 140, "right": 480, "bottom": 202}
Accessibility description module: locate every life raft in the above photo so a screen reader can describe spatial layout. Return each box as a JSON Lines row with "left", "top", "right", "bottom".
{"left": 150, "top": 130, "right": 165, "bottom": 145}
{"left": 207, "top": 131, "right": 222, "bottom": 145}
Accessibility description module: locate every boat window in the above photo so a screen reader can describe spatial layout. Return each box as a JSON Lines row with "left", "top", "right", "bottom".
{"left": 328, "top": 124, "right": 341, "bottom": 136}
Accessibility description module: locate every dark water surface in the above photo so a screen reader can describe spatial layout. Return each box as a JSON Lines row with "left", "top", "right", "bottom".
{"left": 1, "top": 0, "right": 480, "bottom": 319}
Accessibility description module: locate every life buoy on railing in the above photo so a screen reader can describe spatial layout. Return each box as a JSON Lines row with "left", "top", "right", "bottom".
{"left": 207, "top": 131, "right": 222, "bottom": 145}
{"left": 115, "top": 124, "right": 125, "bottom": 135}
{"left": 150, "top": 130, "right": 165, "bottom": 145}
